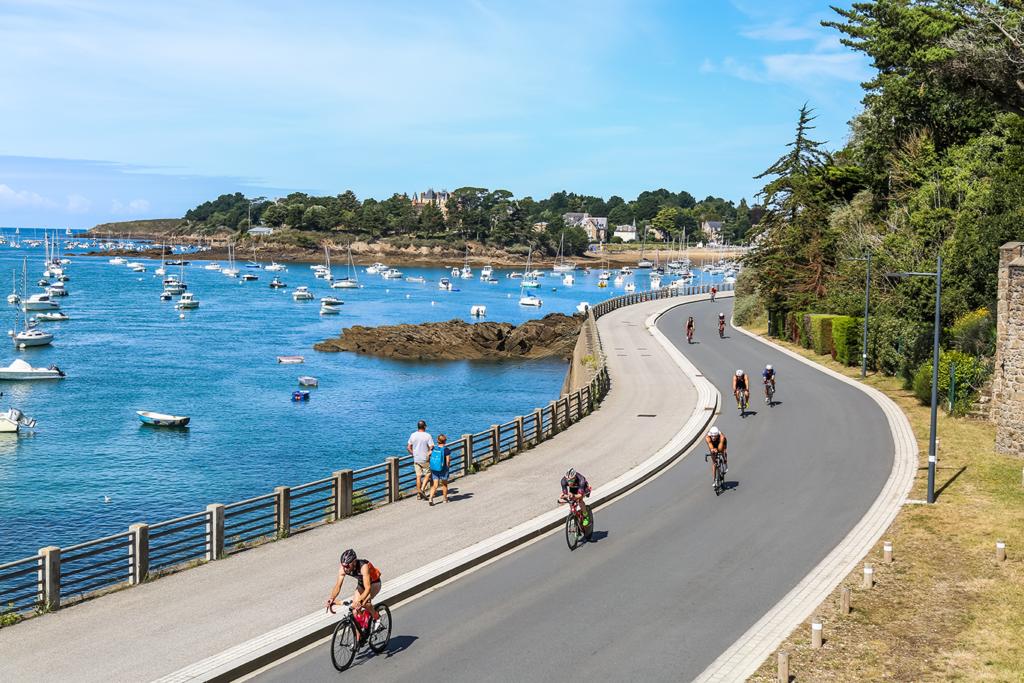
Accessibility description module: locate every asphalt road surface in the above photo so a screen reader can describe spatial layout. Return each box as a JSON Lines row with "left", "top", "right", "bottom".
{"left": 255, "top": 298, "right": 894, "bottom": 682}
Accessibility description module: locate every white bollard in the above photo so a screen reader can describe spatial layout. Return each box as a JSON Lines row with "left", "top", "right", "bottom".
{"left": 883, "top": 541, "right": 893, "bottom": 564}
{"left": 811, "top": 621, "right": 823, "bottom": 649}
{"left": 863, "top": 563, "right": 874, "bottom": 589}
{"left": 996, "top": 540, "right": 1007, "bottom": 562}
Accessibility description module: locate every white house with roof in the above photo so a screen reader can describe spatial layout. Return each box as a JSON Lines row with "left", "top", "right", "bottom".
{"left": 701, "top": 220, "right": 723, "bottom": 242}
{"left": 562, "top": 212, "right": 608, "bottom": 242}
{"left": 613, "top": 222, "right": 637, "bottom": 242}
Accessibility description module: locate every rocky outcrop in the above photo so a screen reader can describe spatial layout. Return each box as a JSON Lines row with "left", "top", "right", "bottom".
{"left": 314, "top": 314, "right": 583, "bottom": 360}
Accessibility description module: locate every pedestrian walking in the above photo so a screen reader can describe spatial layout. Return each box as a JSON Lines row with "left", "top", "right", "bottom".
{"left": 710, "top": 285, "right": 717, "bottom": 302}
{"left": 407, "top": 420, "right": 434, "bottom": 500}
{"left": 427, "top": 434, "right": 451, "bottom": 506}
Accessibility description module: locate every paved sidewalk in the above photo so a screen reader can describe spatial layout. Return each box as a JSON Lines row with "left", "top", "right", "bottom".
{"left": 0, "top": 296, "right": 701, "bottom": 682}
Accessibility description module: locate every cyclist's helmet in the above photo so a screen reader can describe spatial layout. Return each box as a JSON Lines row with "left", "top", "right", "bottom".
{"left": 340, "top": 548, "right": 357, "bottom": 566}
{"left": 735, "top": 369, "right": 745, "bottom": 377}
{"left": 766, "top": 364, "right": 773, "bottom": 371}
{"left": 564, "top": 467, "right": 577, "bottom": 482}
{"left": 709, "top": 426, "right": 720, "bottom": 437}
{"left": 718, "top": 312, "right": 725, "bottom": 319}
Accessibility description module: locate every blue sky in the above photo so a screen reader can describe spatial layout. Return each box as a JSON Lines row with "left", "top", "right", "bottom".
{"left": 0, "top": 0, "right": 871, "bottom": 228}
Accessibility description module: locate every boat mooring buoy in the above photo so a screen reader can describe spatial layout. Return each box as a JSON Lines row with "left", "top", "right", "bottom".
{"left": 179, "top": 313, "right": 185, "bottom": 319}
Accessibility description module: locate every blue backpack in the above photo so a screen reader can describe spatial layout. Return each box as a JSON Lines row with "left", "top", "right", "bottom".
{"left": 429, "top": 446, "right": 447, "bottom": 471}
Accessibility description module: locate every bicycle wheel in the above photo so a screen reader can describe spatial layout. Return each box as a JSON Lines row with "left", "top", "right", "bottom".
{"left": 565, "top": 514, "right": 582, "bottom": 550}
{"left": 368, "top": 604, "right": 392, "bottom": 654}
{"left": 330, "top": 619, "right": 358, "bottom": 671}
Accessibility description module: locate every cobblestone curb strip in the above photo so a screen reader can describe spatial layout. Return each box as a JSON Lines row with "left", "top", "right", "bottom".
{"left": 692, "top": 319, "right": 917, "bottom": 683}
{"left": 155, "top": 296, "right": 721, "bottom": 683}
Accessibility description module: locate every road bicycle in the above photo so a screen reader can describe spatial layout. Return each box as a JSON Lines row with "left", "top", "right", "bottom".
{"left": 559, "top": 495, "right": 593, "bottom": 550}
{"left": 705, "top": 451, "right": 726, "bottom": 496}
{"left": 686, "top": 326, "right": 694, "bottom": 344}
{"left": 718, "top": 321, "right": 726, "bottom": 338}
{"left": 735, "top": 390, "right": 748, "bottom": 415}
{"left": 765, "top": 380, "right": 775, "bottom": 406}
{"left": 328, "top": 598, "right": 393, "bottom": 671}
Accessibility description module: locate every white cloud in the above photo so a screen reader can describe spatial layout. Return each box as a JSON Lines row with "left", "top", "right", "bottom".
{"left": 111, "top": 198, "right": 150, "bottom": 214}
{"left": 763, "top": 53, "right": 868, "bottom": 84}
{"left": 0, "top": 184, "right": 56, "bottom": 208}
{"left": 66, "top": 194, "right": 91, "bottom": 213}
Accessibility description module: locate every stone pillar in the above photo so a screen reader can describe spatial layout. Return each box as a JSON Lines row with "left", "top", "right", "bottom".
{"left": 334, "top": 470, "right": 353, "bottom": 519}
{"left": 207, "top": 504, "right": 225, "bottom": 560}
{"left": 995, "top": 242, "right": 1024, "bottom": 457}
{"left": 130, "top": 523, "right": 149, "bottom": 585}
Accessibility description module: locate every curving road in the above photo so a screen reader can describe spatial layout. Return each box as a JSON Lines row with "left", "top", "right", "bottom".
{"left": 254, "top": 298, "right": 894, "bottom": 682}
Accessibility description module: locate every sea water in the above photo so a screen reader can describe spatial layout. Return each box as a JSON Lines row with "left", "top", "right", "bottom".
{"left": 0, "top": 235, "right": 726, "bottom": 562}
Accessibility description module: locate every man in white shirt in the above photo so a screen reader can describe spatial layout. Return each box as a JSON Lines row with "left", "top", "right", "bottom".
{"left": 407, "top": 420, "right": 434, "bottom": 500}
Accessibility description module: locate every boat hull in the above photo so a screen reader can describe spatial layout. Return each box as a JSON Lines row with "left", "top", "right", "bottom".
{"left": 136, "top": 411, "right": 190, "bottom": 427}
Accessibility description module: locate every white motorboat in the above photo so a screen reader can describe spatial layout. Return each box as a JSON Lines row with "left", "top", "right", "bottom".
{"left": 127, "top": 262, "right": 146, "bottom": 272}
{"left": 650, "top": 274, "right": 662, "bottom": 289}
{"left": 313, "top": 266, "right": 331, "bottom": 279}
{"left": 163, "top": 282, "right": 186, "bottom": 295}
{"left": 598, "top": 270, "right": 611, "bottom": 281}
{"left": 0, "top": 407, "right": 37, "bottom": 432}
{"left": 480, "top": 265, "right": 493, "bottom": 279}
{"left": 331, "top": 278, "right": 358, "bottom": 289}
{"left": 620, "top": 266, "right": 634, "bottom": 275}
{"left": 0, "top": 358, "right": 64, "bottom": 380}
{"left": 381, "top": 268, "right": 403, "bottom": 279}
{"left": 108, "top": 257, "right": 126, "bottom": 265}
{"left": 292, "top": 286, "right": 315, "bottom": 301}
{"left": 450, "top": 267, "right": 460, "bottom": 278}
{"left": 240, "top": 272, "right": 259, "bottom": 281}
{"left": 519, "top": 295, "right": 542, "bottom": 307}
{"left": 12, "top": 327, "right": 53, "bottom": 347}
{"left": 562, "top": 274, "right": 575, "bottom": 286}
{"left": 34, "top": 312, "right": 69, "bottom": 322}
{"left": 320, "top": 302, "right": 342, "bottom": 315}
{"left": 320, "top": 296, "right": 343, "bottom": 305}
{"left": 521, "top": 278, "right": 540, "bottom": 289}
{"left": 46, "top": 283, "right": 68, "bottom": 297}
{"left": 576, "top": 302, "right": 590, "bottom": 313}
{"left": 269, "top": 277, "right": 287, "bottom": 289}
{"left": 265, "top": 262, "right": 286, "bottom": 272}
{"left": 298, "top": 375, "right": 318, "bottom": 387}
{"left": 508, "top": 272, "right": 523, "bottom": 279}
{"left": 277, "top": 355, "right": 305, "bottom": 364}
{"left": 365, "top": 262, "right": 386, "bottom": 274}
{"left": 624, "top": 282, "right": 636, "bottom": 293}
{"left": 613, "top": 275, "right": 624, "bottom": 286}
{"left": 460, "top": 265, "right": 472, "bottom": 279}
{"left": 438, "top": 278, "right": 455, "bottom": 291}
{"left": 405, "top": 276, "right": 426, "bottom": 283}
{"left": 470, "top": 305, "right": 486, "bottom": 317}
{"left": 22, "top": 293, "right": 60, "bottom": 311}
{"left": 204, "top": 262, "right": 223, "bottom": 271}
{"left": 637, "top": 258, "right": 654, "bottom": 269}
{"left": 175, "top": 292, "right": 200, "bottom": 309}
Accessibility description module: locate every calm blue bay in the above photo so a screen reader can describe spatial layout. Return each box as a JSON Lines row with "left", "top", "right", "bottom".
{"left": 0, "top": 229, "right": 724, "bottom": 563}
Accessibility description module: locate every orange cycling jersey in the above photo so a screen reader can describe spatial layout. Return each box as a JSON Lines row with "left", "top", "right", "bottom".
{"left": 346, "top": 559, "right": 381, "bottom": 588}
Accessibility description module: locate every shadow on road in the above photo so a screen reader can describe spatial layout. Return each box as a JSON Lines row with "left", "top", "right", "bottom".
{"left": 379, "top": 634, "right": 418, "bottom": 660}
{"left": 588, "top": 530, "right": 609, "bottom": 543}
{"left": 446, "top": 491, "right": 474, "bottom": 503}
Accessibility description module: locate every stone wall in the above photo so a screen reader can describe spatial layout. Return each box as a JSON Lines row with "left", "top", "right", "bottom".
{"left": 994, "top": 241, "right": 1024, "bottom": 457}
{"left": 561, "top": 309, "right": 602, "bottom": 395}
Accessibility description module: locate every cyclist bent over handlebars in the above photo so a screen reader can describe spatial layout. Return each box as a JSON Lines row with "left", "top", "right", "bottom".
{"left": 705, "top": 426, "right": 728, "bottom": 485}
{"left": 560, "top": 468, "right": 592, "bottom": 526}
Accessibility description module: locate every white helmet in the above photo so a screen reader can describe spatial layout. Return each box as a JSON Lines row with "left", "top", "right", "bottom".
{"left": 735, "top": 369, "right": 744, "bottom": 377}
{"left": 718, "top": 312, "right": 725, "bottom": 318}
{"left": 765, "top": 364, "right": 773, "bottom": 371}
{"left": 709, "top": 426, "right": 720, "bottom": 437}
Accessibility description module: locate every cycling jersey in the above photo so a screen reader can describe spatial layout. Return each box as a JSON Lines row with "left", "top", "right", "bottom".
{"left": 762, "top": 369, "right": 775, "bottom": 382}
{"left": 345, "top": 559, "right": 381, "bottom": 590}
{"left": 734, "top": 376, "right": 747, "bottom": 390}
{"left": 561, "top": 473, "right": 591, "bottom": 496}
{"left": 708, "top": 434, "right": 726, "bottom": 450}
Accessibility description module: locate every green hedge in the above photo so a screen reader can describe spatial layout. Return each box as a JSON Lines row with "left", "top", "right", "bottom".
{"left": 911, "top": 350, "right": 991, "bottom": 416}
{"left": 807, "top": 314, "right": 839, "bottom": 356}
{"left": 831, "top": 316, "right": 862, "bottom": 366}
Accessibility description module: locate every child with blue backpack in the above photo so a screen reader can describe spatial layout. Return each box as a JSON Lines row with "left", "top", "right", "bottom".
{"left": 427, "top": 434, "right": 451, "bottom": 506}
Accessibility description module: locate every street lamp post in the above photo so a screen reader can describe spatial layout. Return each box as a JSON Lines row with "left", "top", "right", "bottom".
{"left": 845, "top": 253, "right": 872, "bottom": 378}
{"left": 886, "top": 254, "right": 943, "bottom": 503}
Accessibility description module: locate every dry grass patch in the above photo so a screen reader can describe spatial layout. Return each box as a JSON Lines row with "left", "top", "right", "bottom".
{"left": 743, "top": 326, "right": 1024, "bottom": 682}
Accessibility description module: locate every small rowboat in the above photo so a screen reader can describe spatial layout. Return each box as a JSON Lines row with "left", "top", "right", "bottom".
{"left": 277, "top": 355, "right": 304, "bottom": 364}
{"left": 137, "top": 411, "right": 190, "bottom": 427}
{"left": 298, "top": 376, "right": 318, "bottom": 387}
{"left": 292, "top": 390, "right": 311, "bottom": 402}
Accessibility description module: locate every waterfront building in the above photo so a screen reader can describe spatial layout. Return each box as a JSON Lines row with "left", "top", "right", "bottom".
{"left": 701, "top": 220, "right": 723, "bottom": 242}
{"left": 562, "top": 212, "right": 608, "bottom": 243}
{"left": 411, "top": 188, "right": 451, "bottom": 217}
{"left": 613, "top": 223, "right": 637, "bottom": 242}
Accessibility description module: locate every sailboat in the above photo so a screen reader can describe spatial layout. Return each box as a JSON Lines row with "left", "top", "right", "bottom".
{"left": 518, "top": 249, "right": 543, "bottom": 307}
{"left": 221, "top": 244, "right": 240, "bottom": 278}
{"left": 155, "top": 245, "right": 167, "bottom": 276}
{"left": 552, "top": 233, "right": 576, "bottom": 272}
{"left": 637, "top": 221, "right": 654, "bottom": 268}
{"left": 314, "top": 244, "right": 332, "bottom": 279}
{"left": 331, "top": 247, "right": 360, "bottom": 289}
{"left": 460, "top": 247, "right": 472, "bottom": 279}
{"left": 12, "top": 259, "right": 54, "bottom": 347}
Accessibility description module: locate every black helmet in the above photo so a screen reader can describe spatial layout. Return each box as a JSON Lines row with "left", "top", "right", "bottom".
{"left": 340, "top": 548, "right": 357, "bottom": 565}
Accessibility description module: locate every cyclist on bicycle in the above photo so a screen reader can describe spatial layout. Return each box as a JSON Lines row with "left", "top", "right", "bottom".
{"left": 705, "top": 426, "right": 728, "bottom": 484}
{"left": 732, "top": 369, "right": 749, "bottom": 408}
{"left": 718, "top": 312, "right": 726, "bottom": 336}
{"left": 762, "top": 364, "right": 776, "bottom": 403}
{"left": 560, "top": 468, "right": 592, "bottom": 525}
{"left": 686, "top": 316, "right": 695, "bottom": 343}
{"left": 326, "top": 549, "right": 385, "bottom": 633}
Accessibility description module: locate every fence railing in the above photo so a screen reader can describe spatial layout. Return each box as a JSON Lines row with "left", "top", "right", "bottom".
{"left": 0, "top": 281, "right": 727, "bottom": 624}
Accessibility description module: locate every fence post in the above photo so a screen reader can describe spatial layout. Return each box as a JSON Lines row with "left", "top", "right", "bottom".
{"left": 206, "top": 504, "right": 224, "bottom": 560}
{"left": 840, "top": 586, "right": 851, "bottom": 615}
{"left": 334, "top": 470, "right": 353, "bottom": 519}
{"left": 560, "top": 397, "right": 571, "bottom": 428}
{"left": 549, "top": 400, "right": 560, "bottom": 436}
{"left": 491, "top": 424, "right": 501, "bottom": 464}
{"left": 275, "top": 486, "right": 291, "bottom": 537}
{"left": 385, "top": 457, "right": 399, "bottom": 503}
{"left": 39, "top": 546, "right": 61, "bottom": 611}
{"left": 777, "top": 651, "right": 789, "bottom": 682}
{"left": 129, "top": 523, "right": 149, "bottom": 585}
{"left": 514, "top": 416, "right": 524, "bottom": 453}
{"left": 461, "top": 434, "right": 474, "bottom": 475}
{"left": 532, "top": 409, "right": 544, "bottom": 444}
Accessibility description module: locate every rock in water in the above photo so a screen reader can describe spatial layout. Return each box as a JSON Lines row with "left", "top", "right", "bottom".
{"left": 314, "top": 313, "right": 583, "bottom": 360}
